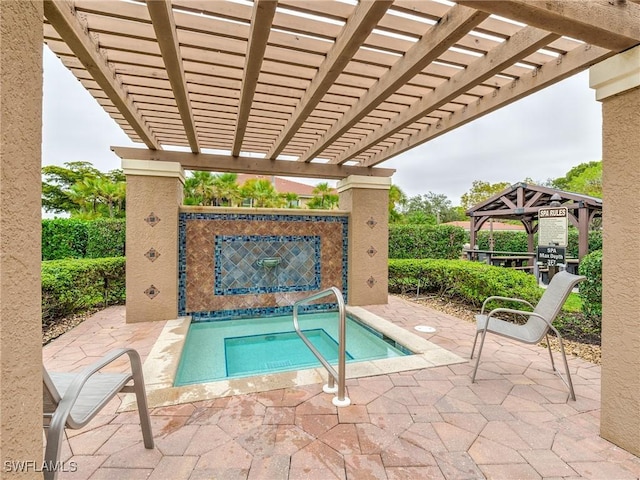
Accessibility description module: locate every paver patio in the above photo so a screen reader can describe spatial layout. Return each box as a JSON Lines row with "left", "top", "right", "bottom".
{"left": 43, "top": 296, "right": 640, "bottom": 480}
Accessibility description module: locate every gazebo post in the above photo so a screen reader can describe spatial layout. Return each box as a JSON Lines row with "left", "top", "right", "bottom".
{"left": 578, "top": 204, "right": 589, "bottom": 260}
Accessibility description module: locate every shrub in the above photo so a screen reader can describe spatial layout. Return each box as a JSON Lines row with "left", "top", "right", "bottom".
{"left": 41, "top": 218, "right": 126, "bottom": 259}
{"left": 475, "top": 230, "right": 528, "bottom": 252}
{"left": 578, "top": 249, "right": 602, "bottom": 327}
{"left": 86, "top": 218, "right": 126, "bottom": 258}
{"left": 389, "top": 225, "right": 467, "bottom": 259}
{"left": 388, "top": 258, "right": 541, "bottom": 308}
{"left": 475, "top": 228, "right": 603, "bottom": 257}
{"left": 42, "top": 257, "right": 126, "bottom": 322}
{"left": 42, "top": 218, "right": 89, "bottom": 260}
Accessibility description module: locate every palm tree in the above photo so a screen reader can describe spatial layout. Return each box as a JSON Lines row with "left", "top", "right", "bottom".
{"left": 68, "top": 177, "right": 102, "bottom": 216}
{"left": 309, "top": 182, "right": 338, "bottom": 209}
{"left": 389, "top": 184, "right": 407, "bottom": 222}
{"left": 241, "top": 179, "right": 283, "bottom": 208}
{"left": 212, "top": 173, "right": 240, "bottom": 206}
{"left": 283, "top": 192, "right": 300, "bottom": 208}
{"left": 96, "top": 179, "right": 126, "bottom": 218}
{"left": 184, "top": 171, "right": 215, "bottom": 205}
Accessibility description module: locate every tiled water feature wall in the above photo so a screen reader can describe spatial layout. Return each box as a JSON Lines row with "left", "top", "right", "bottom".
{"left": 179, "top": 208, "right": 348, "bottom": 320}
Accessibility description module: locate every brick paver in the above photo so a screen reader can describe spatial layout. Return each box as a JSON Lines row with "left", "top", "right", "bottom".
{"left": 44, "top": 299, "right": 640, "bottom": 479}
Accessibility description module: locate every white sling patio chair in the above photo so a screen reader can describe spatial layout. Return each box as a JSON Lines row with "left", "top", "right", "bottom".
{"left": 470, "top": 270, "right": 586, "bottom": 400}
{"left": 43, "top": 348, "right": 154, "bottom": 480}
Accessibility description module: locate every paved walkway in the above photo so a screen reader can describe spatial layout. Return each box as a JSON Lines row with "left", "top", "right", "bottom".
{"left": 44, "top": 297, "right": 640, "bottom": 480}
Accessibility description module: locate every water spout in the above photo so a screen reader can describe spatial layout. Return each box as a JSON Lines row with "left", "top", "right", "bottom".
{"left": 256, "top": 257, "right": 281, "bottom": 269}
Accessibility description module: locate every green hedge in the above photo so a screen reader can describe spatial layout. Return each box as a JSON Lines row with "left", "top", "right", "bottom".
{"left": 474, "top": 229, "right": 602, "bottom": 256}
{"left": 42, "top": 257, "right": 126, "bottom": 322}
{"left": 42, "top": 218, "right": 125, "bottom": 260}
{"left": 578, "top": 249, "right": 602, "bottom": 328}
{"left": 42, "top": 219, "right": 89, "bottom": 260}
{"left": 86, "top": 219, "right": 126, "bottom": 258}
{"left": 389, "top": 225, "right": 467, "bottom": 259}
{"left": 389, "top": 258, "right": 541, "bottom": 308}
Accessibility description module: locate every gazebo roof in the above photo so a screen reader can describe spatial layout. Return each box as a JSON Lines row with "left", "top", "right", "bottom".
{"left": 42, "top": 1, "right": 640, "bottom": 179}
{"left": 466, "top": 182, "right": 602, "bottom": 222}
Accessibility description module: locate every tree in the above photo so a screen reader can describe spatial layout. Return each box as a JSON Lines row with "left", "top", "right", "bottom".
{"left": 42, "top": 162, "right": 126, "bottom": 218}
{"left": 42, "top": 161, "right": 103, "bottom": 214}
{"left": 212, "top": 173, "right": 240, "bottom": 206}
{"left": 551, "top": 161, "right": 602, "bottom": 198}
{"left": 402, "top": 192, "right": 460, "bottom": 224}
{"left": 389, "top": 184, "right": 407, "bottom": 223}
{"left": 241, "top": 179, "right": 284, "bottom": 208}
{"left": 283, "top": 192, "right": 300, "bottom": 208}
{"left": 308, "top": 182, "right": 339, "bottom": 210}
{"left": 460, "top": 180, "right": 510, "bottom": 210}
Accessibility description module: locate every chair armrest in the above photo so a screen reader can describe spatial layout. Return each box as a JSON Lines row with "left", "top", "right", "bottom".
{"left": 480, "top": 296, "right": 534, "bottom": 315}
{"left": 48, "top": 348, "right": 143, "bottom": 433}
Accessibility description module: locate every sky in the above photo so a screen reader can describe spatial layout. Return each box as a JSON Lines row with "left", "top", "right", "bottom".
{"left": 42, "top": 46, "right": 603, "bottom": 207}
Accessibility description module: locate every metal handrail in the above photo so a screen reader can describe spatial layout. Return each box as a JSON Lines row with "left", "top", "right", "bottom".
{"left": 292, "top": 287, "right": 350, "bottom": 407}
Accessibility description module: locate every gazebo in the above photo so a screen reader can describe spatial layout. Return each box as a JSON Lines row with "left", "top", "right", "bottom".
{"left": 467, "top": 183, "right": 603, "bottom": 260}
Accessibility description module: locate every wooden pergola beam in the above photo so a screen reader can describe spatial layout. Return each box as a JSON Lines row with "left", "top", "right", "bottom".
{"left": 333, "top": 26, "right": 559, "bottom": 165}
{"left": 265, "top": 0, "right": 393, "bottom": 160}
{"left": 43, "top": 0, "right": 161, "bottom": 150}
{"left": 111, "top": 146, "right": 395, "bottom": 180}
{"left": 297, "top": 4, "right": 489, "bottom": 163}
{"left": 233, "top": 0, "right": 277, "bottom": 157}
{"left": 147, "top": 0, "right": 199, "bottom": 153}
{"left": 456, "top": 0, "right": 640, "bottom": 52}
{"left": 363, "top": 44, "right": 613, "bottom": 167}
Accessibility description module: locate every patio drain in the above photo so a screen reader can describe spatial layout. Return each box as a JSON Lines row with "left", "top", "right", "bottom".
{"left": 414, "top": 325, "right": 436, "bottom": 334}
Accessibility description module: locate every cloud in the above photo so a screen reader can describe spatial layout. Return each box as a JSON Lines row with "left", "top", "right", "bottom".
{"left": 387, "top": 72, "right": 602, "bottom": 203}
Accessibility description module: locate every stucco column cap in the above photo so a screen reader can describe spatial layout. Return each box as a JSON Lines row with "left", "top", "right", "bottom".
{"left": 337, "top": 175, "right": 392, "bottom": 193}
{"left": 122, "top": 158, "right": 185, "bottom": 184}
{"left": 589, "top": 45, "right": 640, "bottom": 101}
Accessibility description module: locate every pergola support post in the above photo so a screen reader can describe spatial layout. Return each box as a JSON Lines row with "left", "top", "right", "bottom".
{"left": 0, "top": 0, "right": 44, "bottom": 472}
{"left": 590, "top": 44, "right": 640, "bottom": 457}
{"left": 338, "top": 176, "right": 391, "bottom": 306}
{"left": 122, "top": 159, "right": 185, "bottom": 323}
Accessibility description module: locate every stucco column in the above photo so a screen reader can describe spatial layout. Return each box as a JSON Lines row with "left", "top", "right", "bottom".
{"left": 338, "top": 175, "right": 391, "bottom": 306}
{"left": 0, "top": 1, "right": 43, "bottom": 474}
{"left": 589, "top": 45, "right": 640, "bottom": 456}
{"left": 122, "top": 160, "right": 184, "bottom": 322}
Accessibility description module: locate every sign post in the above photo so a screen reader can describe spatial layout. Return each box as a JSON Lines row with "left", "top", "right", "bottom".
{"left": 537, "top": 207, "right": 568, "bottom": 282}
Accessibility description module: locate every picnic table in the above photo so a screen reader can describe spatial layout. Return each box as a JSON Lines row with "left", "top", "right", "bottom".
{"left": 464, "top": 249, "right": 536, "bottom": 266}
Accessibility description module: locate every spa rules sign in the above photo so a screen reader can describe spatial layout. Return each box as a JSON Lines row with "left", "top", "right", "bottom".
{"left": 537, "top": 207, "right": 568, "bottom": 267}
{"left": 538, "top": 207, "right": 568, "bottom": 247}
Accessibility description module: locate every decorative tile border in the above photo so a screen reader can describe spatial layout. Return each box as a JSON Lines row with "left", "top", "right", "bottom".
{"left": 178, "top": 211, "right": 349, "bottom": 319}
{"left": 213, "top": 234, "right": 321, "bottom": 295}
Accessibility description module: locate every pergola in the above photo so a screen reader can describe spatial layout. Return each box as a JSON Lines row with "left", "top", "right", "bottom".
{"left": 41, "top": 1, "right": 638, "bottom": 175}
{"left": 467, "top": 183, "right": 603, "bottom": 260}
{"left": 1, "top": 0, "right": 639, "bottom": 468}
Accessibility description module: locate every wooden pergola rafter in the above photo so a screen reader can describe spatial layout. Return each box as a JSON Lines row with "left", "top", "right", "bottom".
{"left": 42, "top": 0, "right": 640, "bottom": 178}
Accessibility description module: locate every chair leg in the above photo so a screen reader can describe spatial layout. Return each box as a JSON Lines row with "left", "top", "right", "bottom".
{"left": 128, "top": 354, "right": 154, "bottom": 449}
{"left": 547, "top": 327, "right": 576, "bottom": 401}
{"left": 556, "top": 335, "right": 576, "bottom": 401}
{"left": 545, "top": 333, "right": 557, "bottom": 372}
{"left": 471, "top": 329, "right": 488, "bottom": 383}
{"left": 470, "top": 330, "right": 480, "bottom": 359}
{"left": 43, "top": 420, "right": 66, "bottom": 480}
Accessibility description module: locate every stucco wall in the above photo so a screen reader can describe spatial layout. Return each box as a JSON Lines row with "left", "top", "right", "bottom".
{"left": 0, "top": 1, "right": 44, "bottom": 474}
{"left": 125, "top": 175, "right": 183, "bottom": 323}
{"left": 338, "top": 177, "right": 390, "bottom": 306}
{"left": 600, "top": 85, "right": 640, "bottom": 456}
